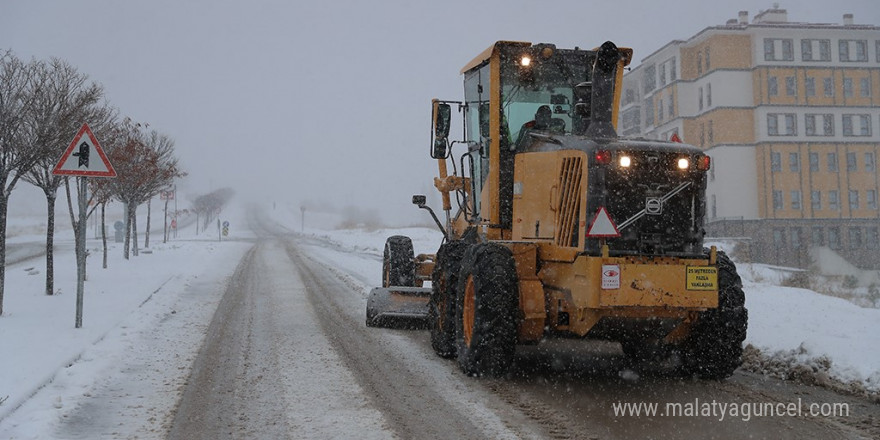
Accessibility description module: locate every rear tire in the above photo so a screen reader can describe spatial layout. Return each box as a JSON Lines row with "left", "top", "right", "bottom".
{"left": 455, "top": 243, "right": 519, "bottom": 377}
{"left": 429, "top": 241, "right": 469, "bottom": 358}
{"left": 383, "top": 236, "right": 415, "bottom": 287}
{"left": 679, "top": 251, "right": 748, "bottom": 380}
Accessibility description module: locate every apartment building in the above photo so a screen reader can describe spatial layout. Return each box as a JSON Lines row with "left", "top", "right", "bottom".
{"left": 619, "top": 7, "right": 880, "bottom": 269}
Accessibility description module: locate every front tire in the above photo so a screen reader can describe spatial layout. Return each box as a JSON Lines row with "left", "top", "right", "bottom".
{"left": 383, "top": 236, "right": 415, "bottom": 287}
{"left": 429, "top": 241, "right": 469, "bottom": 358}
{"left": 455, "top": 243, "right": 519, "bottom": 377}
{"left": 679, "top": 251, "right": 748, "bottom": 380}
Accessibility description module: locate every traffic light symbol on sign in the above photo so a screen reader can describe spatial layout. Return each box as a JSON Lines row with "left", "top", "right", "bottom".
{"left": 73, "top": 142, "right": 90, "bottom": 167}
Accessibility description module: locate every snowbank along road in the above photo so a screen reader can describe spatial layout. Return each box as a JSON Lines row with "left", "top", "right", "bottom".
{"left": 170, "top": 212, "right": 880, "bottom": 439}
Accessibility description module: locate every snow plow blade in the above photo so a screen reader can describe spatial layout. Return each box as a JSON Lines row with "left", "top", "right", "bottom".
{"left": 365, "top": 286, "right": 431, "bottom": 329}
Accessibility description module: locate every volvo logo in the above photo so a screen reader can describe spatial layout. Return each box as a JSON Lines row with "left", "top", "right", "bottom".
{"left": 646, "top": 197, "right": 663, "bottom": 215}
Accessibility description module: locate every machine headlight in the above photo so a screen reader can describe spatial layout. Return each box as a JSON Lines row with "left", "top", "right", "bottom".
{"left": 677, "top": 158, "right": 690, "bottom": 169}
{"left": 619, "top": 155, "right": 632, "bottom": 168}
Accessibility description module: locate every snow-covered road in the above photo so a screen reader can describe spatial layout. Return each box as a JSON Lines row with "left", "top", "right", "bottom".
{"left": 1, "top": 202, "right": 879, "bottom": 439}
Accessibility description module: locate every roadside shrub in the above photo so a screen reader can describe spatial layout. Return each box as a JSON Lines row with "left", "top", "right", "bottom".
{"left": 782, "top": 271, "right": 812, "bottom": 289}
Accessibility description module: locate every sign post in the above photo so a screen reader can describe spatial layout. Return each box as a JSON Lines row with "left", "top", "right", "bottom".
{"left": 53, "top": 123, "right": 116, "bottom": 328}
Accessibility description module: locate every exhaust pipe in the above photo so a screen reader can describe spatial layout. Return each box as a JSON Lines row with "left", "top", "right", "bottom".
{"left": 585, "top": 41, "right": 621, "bottom": 139}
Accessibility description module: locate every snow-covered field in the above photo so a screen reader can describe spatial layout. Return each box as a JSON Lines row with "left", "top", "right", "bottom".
{"left": 0, "top": 199, "right": 878, "bottom": 438}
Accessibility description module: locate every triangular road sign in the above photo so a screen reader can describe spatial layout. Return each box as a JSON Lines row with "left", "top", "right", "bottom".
{"left": 586, "top": 206, "right": 620, "bottom": 238}
{"left": 52, "top": 123, "right": 116, "bottom": 177}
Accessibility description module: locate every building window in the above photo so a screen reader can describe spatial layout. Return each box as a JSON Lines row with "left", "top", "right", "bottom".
{"left": 644, "top": 97, "right": 654, "bottom": 126}
{"left": 769, "top": 114, "right": 796, "bottom": 136}
{"left": 643, "top": 64, "right": 656, "bottom": 93}
{"left": 812, "top": 227, "right": 824, "bottom": 246}
{"left": 791, "top": 190, "right": 802, "bottom": 210}
{"left": 847, "top": 152, "right": 857, "bottom": 171}
{"left": 708, "top": 120, "right": 714, "bottom": 144}
{"left": 844, "top": 78, "right": 853, "bottom": 97}
{"left": 668, "top": 97, "right": 674, "bottom": 118}
{"left": 827, "top": 152, "right": 838, "bottom": 171}
{"left": 849, "top": 227, "right": 862, "bottom": 249}
{"left": 782, "top": 39, "right": 793, "bottom": 60}
{"left": 773, "top": 190, "right": 783, "bottom": 210}
{"left": 768, "top": 77, "right": 778, "bottom": 96}
{"left": 840, "top": 40, "right": 868, "bottom": 62}
{"left": 867, "top": 189, "right": 877, "bottom": 210}
{"left": 823, "top": 77, "right": 834, "bottom": 97}
{"left": 843, "top": 115, "right": 853, "bottom": 135}
{"left": 771, "top": 152, "right": 781, "bottom": 171}
{"left": 849, "top": 190, "right": 860, "bottom": 210}
{"left": 801, "top": 39, "right": 812, "bottom": 60}
{"left": 789, "top": 152, "right": 800, "bottom": 172}
{"left": 658, "top": 98, "right": 664, "bottom": 121}
{"left": 773, "top": 228, "right": 786, "bottom": 247}
{"left": 763, "top": 39, "right": 774, "bottom": 60}
{"left": 805, "top": 77, "right": 816, "bottom": 96}
{"left": 698, "top": 88, "right": 703, "bottom": 110}
{"left": 659, "top": 63, "right": 666, "bottom": 86}
{"left": 859, "top": 115, "right": 871, "bottom": 136}
{"left": 843, "top": 114, "right": 872, "bottom": 136}
{"left": 805, "top": 114, "right": 833, "bottom": 136}
{"left": 705, "top": 47, "right": 711, "bottom": 70}
{"left": 867, "top": 227, "right": 879, "bottom": 250}
{"left": 856, "top": 40, "right": 868, "bottom": 61}
{"left": 802, "top": 39, "right": 832, "bottom": 61}
{"left": 829, "top": 227, "right": 841, "bottom": 249}
{"left": 865, "top": 152, "right": 875, "bottom": 172}
{"left": 669, "top": 58, "right": 677, "bottom": 81}
{"left": 811, "top": 190, "right": 821, "bottom": 210}
{"left": 829, "top": 190, "right": 839, "bottom": 210}
{"left": 823, "top": 114, "right": 835, "bottom": 135}
{"left": 791, "top": 228, "right": 802, "bottom": 249}
{"left": 786, "top": 76, "right": 797, "bottom": 96}
{"left": 784, "top": 114, "right": 796, "bottom": 135}
{"left": 706, "top": 83, "right": 712, "bottom": 107}
{"left": 861, "top": 78, "right": 872, "bottom": 97}
{"left": 820, "top": 40, "right": 831, "bottom": 60}
{"left": 810, "top": 152, "right": 819, "bottom": 171}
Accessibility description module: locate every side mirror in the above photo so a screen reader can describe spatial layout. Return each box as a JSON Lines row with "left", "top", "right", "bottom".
{"left": 412, "top": 195, "right": 426, "bottom": 206}
{"left": 433, "top": 102, "right": 451, "bottom": 140}
{"left": 431, "top": 100, "right": 452, "bottom": 158}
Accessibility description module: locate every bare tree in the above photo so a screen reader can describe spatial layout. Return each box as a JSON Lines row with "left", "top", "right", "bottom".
{"left": 191, "top": 188, "right": 235, "bottom": 233}
{"left": 105, "top": 120, "right": 184, "bottom": 259}
{"left": 0, "top": 52, "right": 46, "bottom": 315}
{"left": 21, "top": 58, "right": 114, "bottom": 295}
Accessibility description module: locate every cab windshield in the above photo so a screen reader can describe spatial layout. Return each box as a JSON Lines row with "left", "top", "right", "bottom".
{"left": 500, "top": 49, "right": 595, "bottom": 145}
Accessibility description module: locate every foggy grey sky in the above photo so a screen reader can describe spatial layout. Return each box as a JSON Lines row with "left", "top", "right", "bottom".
{"left": 2, "top": 0, "right": 877, "bottom": 224}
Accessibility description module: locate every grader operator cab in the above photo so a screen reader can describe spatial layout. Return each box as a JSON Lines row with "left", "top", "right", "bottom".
{"left": 366, "top": 40, "right": 748, "bottom": 379}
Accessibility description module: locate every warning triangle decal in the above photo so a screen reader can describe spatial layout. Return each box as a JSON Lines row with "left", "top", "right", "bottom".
{"left": 52, "top": 123, "right": 117, "bottom": 177}
{"left": 586, "top": 206, "right": 620, "bottom": 238}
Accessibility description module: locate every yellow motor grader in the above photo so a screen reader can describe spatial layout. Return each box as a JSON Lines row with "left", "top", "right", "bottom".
{"left": 366, "top": 40, "right": 747, "bottom": 379}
